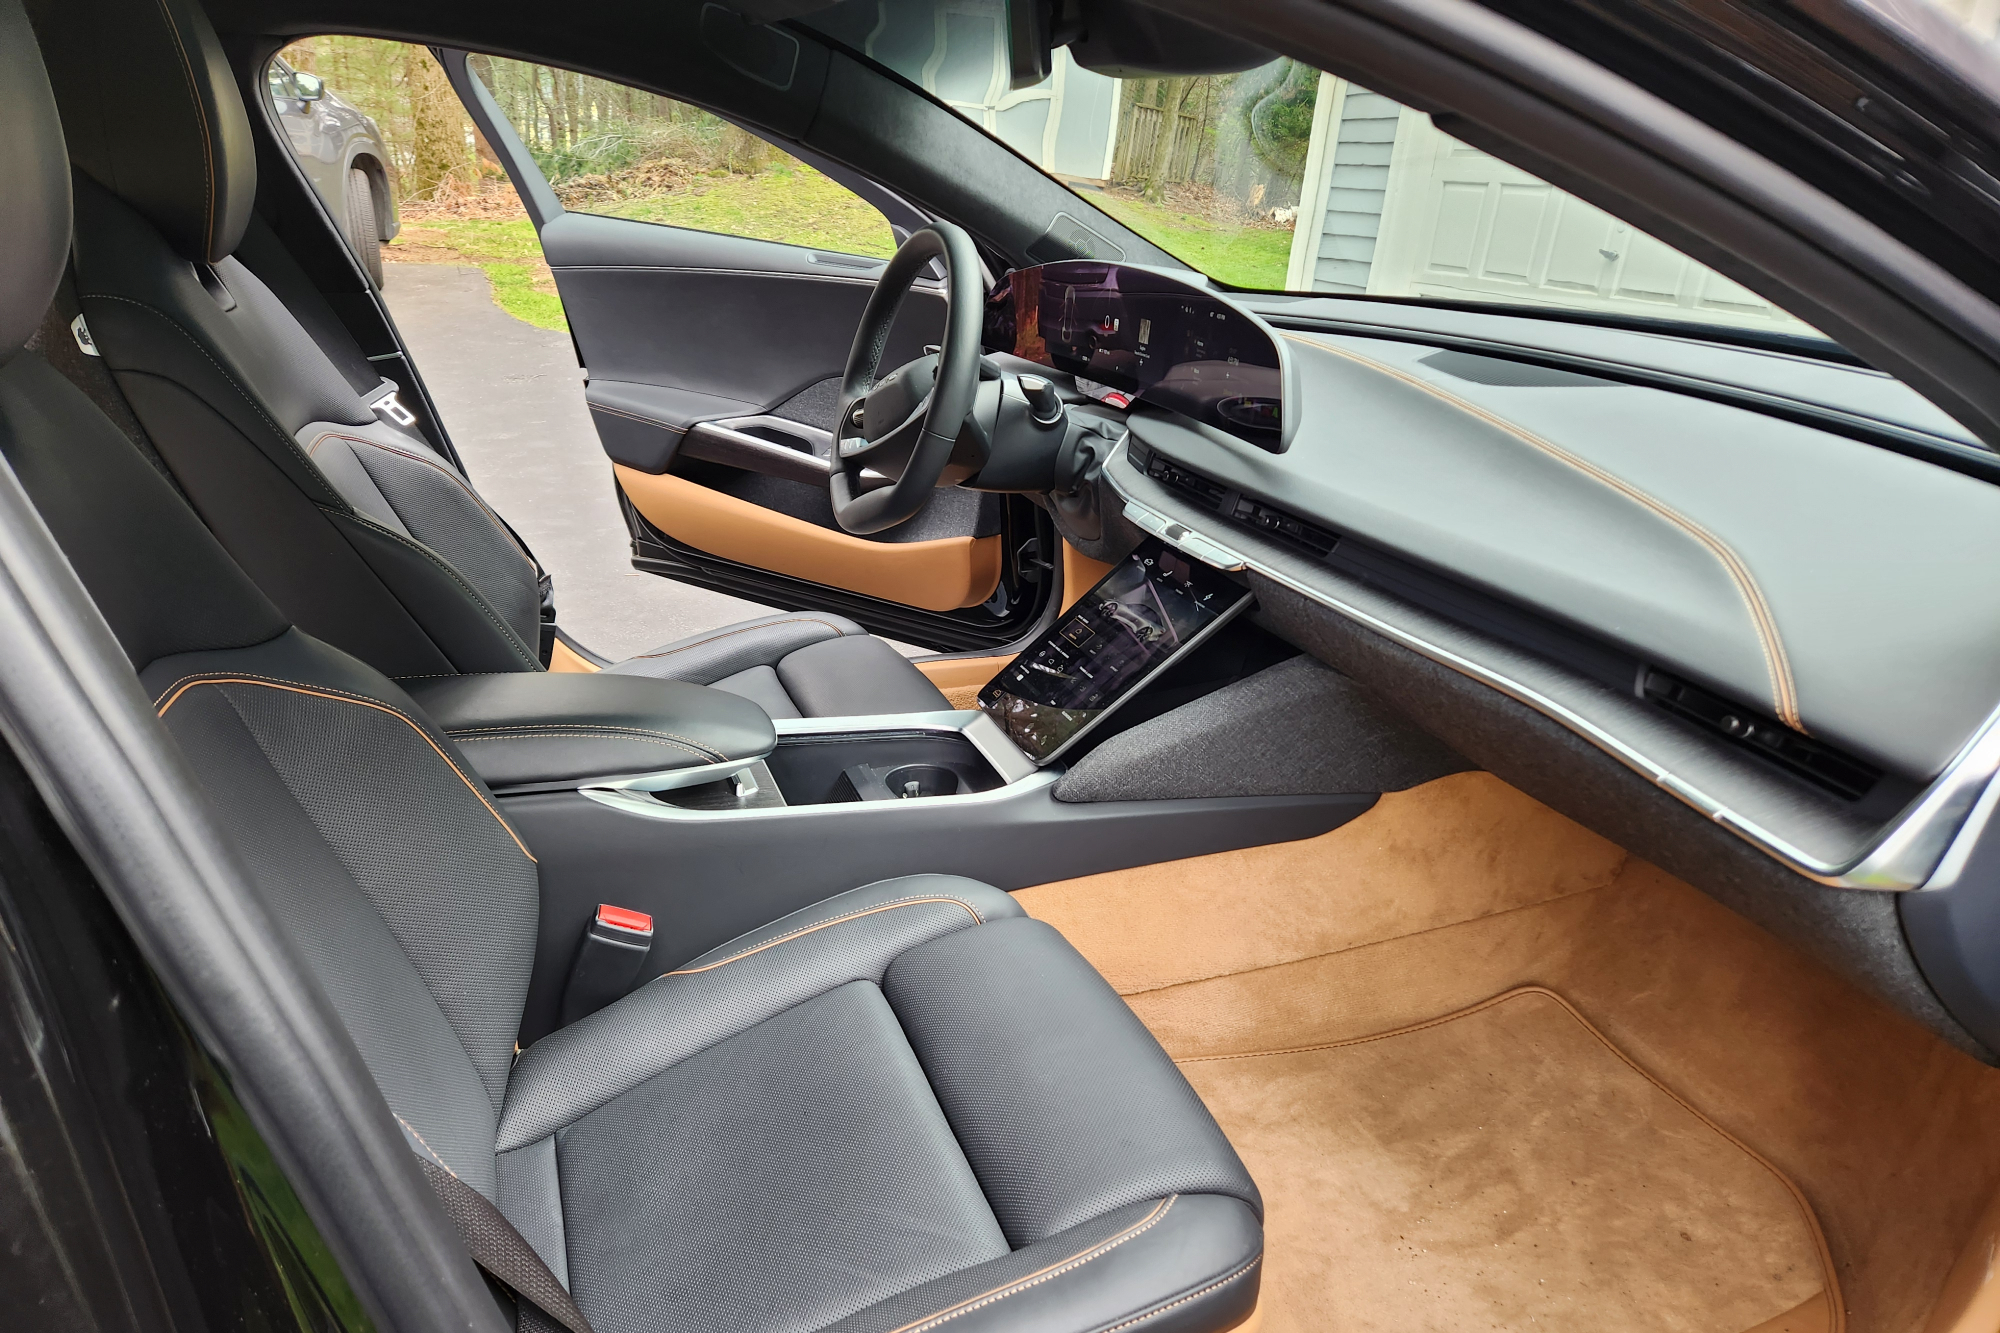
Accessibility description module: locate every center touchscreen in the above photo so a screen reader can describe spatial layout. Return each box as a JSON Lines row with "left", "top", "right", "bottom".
{"left": 979, "top": 539, "right": 1252, "bottom": 764}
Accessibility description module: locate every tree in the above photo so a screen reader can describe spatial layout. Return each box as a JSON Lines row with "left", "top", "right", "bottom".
{"left": 1145, "top": 78, "right": 1190, "bottom": 203}
{"left": 405, "top": 45, "right": 471, "bottom": 200}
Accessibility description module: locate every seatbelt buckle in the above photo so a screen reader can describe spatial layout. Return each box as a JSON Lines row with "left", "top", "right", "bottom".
{"left": 559, "top": 905, "right": 655, "bottom": 1026}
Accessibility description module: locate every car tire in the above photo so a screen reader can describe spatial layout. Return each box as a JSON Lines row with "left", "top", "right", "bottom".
{"left": 346, "top": 167, "right": 386, "bottom": 289}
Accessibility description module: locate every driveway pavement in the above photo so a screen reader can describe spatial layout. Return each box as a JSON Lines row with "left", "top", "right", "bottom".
{"left": 379, "top": 263, "right": 775, "bottom": 661}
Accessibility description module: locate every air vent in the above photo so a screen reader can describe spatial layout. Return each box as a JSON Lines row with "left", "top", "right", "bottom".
{"left": 1644, "top": 670, "right": 1881, "bottom": 800}
{"left": 1229, "top": 496, "right": 1339, "bottom": 557}
{"left": 1146, "top": 454, "right": 1229, "bottom": 511}
{"left": 1145, "top": 453, "right": 1339, "bottom": 558}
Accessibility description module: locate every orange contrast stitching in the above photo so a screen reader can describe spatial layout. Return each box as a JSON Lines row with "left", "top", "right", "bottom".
{"left": 396, "top": 1114, "right": 460, "bottom": 1179}
{"left": 1287, "top": 333, "right": 1802, "bottom": 729}
{"left": 883, "top": 1197, "right": 1179, "bottom": 1333}
{"left": 667, "top": 896, "right": 983, "bottom": 976}
{"left": 156, "top": 674, "right": 536, "bottom": 862}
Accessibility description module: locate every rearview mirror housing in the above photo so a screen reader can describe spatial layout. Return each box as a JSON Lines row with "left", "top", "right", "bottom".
{"left": 1008, "top": 0, "right": 1275, "bottom": 82}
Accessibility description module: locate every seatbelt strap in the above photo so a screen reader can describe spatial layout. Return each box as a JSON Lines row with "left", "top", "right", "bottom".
{"left": 413, "top": 1156, "right": 596, "bottom": 1333}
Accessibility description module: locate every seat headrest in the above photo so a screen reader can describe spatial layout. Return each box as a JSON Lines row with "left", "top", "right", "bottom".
{"left": 26, "top": 0, "right": 256, "bottom": 264}
{"left": 0, "top": 0, "right": 72, "bottom": 365}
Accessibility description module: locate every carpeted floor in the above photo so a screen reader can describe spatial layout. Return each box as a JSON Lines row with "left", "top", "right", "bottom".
{"left": 1179, "top": 987, "right": 1833, "bottom": 1332}
{"left": 1019, "top": 772, "right": 2000, "bottom": 1332}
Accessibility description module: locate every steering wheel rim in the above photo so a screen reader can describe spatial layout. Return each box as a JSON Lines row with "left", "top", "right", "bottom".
{"left": 829, "top": 221, "right": 985, "bottom": 535}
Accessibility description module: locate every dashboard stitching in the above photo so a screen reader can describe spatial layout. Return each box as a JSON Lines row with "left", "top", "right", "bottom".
{"left": 1286, "top": 334, "right": 1802, "bottom": 731}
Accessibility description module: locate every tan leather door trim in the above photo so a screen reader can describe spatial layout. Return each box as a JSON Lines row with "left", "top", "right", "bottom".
{"left": 1063, "top": 542, "right": 1115, "bottom": 611}
{"left": 615, "top": 466, "right": 1001, "bottom": 612}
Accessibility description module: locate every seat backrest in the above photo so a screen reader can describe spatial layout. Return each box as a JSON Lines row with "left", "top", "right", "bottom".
{"left": 25, "top": 0, "right": 547, "bottom": 681}
{"left": 0, "top": 14, "right": 539, "bottom": 1194}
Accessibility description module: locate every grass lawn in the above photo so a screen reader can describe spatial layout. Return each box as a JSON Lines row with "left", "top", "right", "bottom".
{"left": 600, "top": 165, "right": 896, "bottom": 259}
{"left": 388, "top": 213, "right": 567, "bottom": 331}
{"left": 392, "top": 170, "right": 1294, "bottom": 330}
{"left": 1088, "top": 192, "right": 1295, "bottom": 290}
{"left": 387, "top": 165, "right": 893, "bottom": 332}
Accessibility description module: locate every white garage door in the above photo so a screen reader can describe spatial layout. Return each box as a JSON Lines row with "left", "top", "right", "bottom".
{"left": 1365, "top": 110, "right": 1812, "bottom": 333}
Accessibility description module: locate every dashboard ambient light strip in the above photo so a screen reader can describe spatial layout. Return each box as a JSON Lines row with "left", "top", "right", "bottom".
{"left": 1104, "top": 440, "right": 2000, "bottom": 891}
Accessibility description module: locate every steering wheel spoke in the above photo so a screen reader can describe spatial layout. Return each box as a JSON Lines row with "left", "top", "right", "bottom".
{"left": 828, "top": 222, "right": 984, "bottom": 535}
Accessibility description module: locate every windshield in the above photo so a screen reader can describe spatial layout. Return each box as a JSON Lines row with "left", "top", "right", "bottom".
{"left": 804, "top": 0, "right": 1823, "bottom": 340}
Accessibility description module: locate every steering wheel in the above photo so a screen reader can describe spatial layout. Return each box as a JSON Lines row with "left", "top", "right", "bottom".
{"left": 829, "top": 220, "right": 985, "bottom": 535}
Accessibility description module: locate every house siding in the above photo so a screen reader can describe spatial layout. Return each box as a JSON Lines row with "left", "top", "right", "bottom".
{"left": 1309, "top": 90, "right": 1401, "bottom": 294}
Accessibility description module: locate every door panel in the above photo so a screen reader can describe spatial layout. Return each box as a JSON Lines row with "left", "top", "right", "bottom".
{"left": 615, "top": 466, "right": 1001, "bottom": 611}
{"left": 449, "top": 51, "right": 1054, "bottom": 650}
{"left": 542, "top": 212, "right": 947, "bottom": 415}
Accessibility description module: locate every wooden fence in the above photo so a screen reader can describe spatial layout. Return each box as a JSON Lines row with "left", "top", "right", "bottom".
{"left": 1112, "top": 103, "right": 1205, "bottom": 184}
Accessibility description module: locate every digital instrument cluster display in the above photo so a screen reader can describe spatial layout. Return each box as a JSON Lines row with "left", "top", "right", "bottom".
{"left": 983, "top": 262, "right": 1284, "bottom": 444}
{"left": 978, "top": 539, "right": 1253, "bottom": 763}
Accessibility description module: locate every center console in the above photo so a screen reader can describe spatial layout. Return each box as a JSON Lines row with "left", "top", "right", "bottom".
{"left": 573, "top": 709, "right": 1037, "bottom": 817}
{"left": 405, "top": 551, "right": 1375, "bottom": 1044}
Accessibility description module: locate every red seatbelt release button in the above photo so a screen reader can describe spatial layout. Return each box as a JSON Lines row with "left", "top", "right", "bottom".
{"left": 595, "top": 904, "right": 653, "bottom": 935}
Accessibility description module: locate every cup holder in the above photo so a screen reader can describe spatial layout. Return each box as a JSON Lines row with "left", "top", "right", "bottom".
{"left": 882, "top": 764, "right": 960, "bottom": 799}
{"left": 832, "top": 759, "right": 970, "bottom": 802}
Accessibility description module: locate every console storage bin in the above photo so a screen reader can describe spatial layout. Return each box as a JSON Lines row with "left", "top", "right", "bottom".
{"left": 403, "top": 672, "right": 775, "bottom": 794}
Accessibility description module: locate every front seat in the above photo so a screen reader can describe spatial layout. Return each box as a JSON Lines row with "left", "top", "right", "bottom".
{"left": 0, "top": 13, "right": 1266, "bottom": 1329}
{"left": 21, "top": 0, "right": 952, "bottom": 721}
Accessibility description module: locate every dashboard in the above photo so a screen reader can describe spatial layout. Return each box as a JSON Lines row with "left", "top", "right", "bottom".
{"left": 995, "top": 265, "right": 2000, "bottom": 901}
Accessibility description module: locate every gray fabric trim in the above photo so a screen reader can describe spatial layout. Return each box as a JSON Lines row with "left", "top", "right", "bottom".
{"left": 497, "top": 1135, "right": 569, "bottom": 1289}
{"left": 768, "top": 376, "right": 841, "bottom": 431}
{"left": 1055, "top": 654, "right": 1471, "bottom": 803}
{"left": 555, "top": 981, "right": 1007, "bottom": 1333}
{"left": 1254, "top": 576, "right": 1995, "bottom": 1058}
{"left": 27, "top": 268, "right": 170, "bottom": 479}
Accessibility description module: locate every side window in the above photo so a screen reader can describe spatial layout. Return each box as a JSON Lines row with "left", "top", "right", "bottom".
{"left": 468, "top": 56, "right": 897, "bottom": 260}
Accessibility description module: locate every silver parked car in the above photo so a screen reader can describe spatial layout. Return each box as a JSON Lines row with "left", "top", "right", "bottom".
{"left": 265, "top": 56, "right": 398, "bottom": 287}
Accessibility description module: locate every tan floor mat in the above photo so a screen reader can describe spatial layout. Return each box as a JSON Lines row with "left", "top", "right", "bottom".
{"left": 1179, "top": 987, "right": 1840, "bottom": 1333}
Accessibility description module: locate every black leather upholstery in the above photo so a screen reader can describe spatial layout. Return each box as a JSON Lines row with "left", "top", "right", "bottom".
{"left": 496, "top": 879, "right": 1263, "bottom": 1333}
{"left": 609, "top": 610, "right": 948, "bottom": 718}
{"left": 0, "top": 0, "right": 68, "bottom": 361}
{"left": 22, "top": 0, "right": 954, "bottom": 718}
{"left": 2, "top": 16, "right": 1262, "bottom": 1332}
{"left": 404, "top": 671, "right": 777, "bottom": 792}
{"left": 27, "top": 0, "right": 256, "bottom": 263}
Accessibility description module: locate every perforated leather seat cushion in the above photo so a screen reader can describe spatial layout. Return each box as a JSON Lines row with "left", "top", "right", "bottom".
{"left": 491, "top": 880, "right": 1264, "bottom": 1333}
